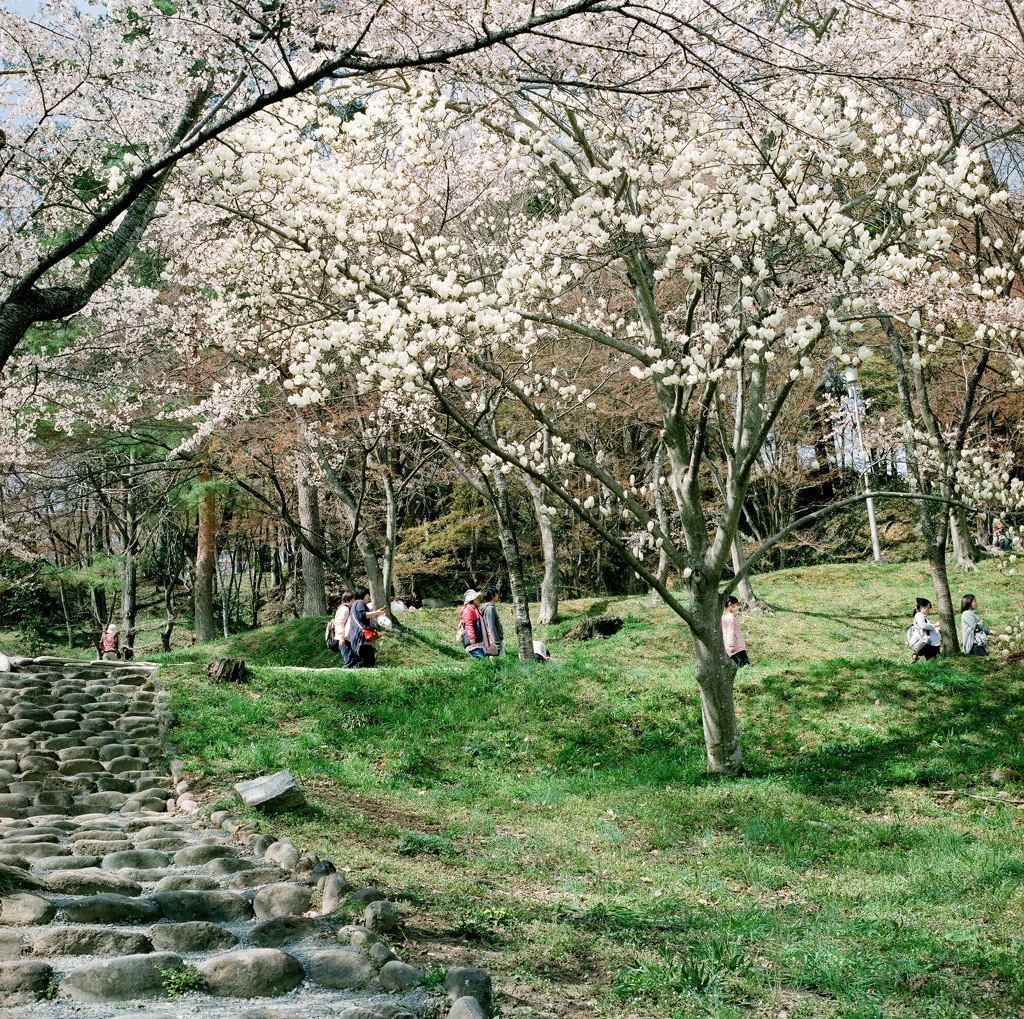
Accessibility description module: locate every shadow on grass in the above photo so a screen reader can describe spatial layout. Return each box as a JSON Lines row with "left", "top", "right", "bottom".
{"left": 751, "top": 656, "right": 1024, "bottom": 806}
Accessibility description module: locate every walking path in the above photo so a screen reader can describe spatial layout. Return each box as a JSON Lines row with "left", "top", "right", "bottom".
{"left": 0, "top": 656, "right": 490, "bottom": 1019}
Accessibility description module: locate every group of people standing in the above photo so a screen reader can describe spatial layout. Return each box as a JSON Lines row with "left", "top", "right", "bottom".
{"left": 328, "top": 587, "right": 388, "bottom": 668}
{"left": 909, "top": 593, "right": 997, "bottom": 660}
{"left": 459, "top": 588, "right": 552, "bottom": 661}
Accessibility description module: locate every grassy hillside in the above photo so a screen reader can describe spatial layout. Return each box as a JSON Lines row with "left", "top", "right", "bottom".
{"left": 155, "top": 564, "right": 1024, "bottom": 1016}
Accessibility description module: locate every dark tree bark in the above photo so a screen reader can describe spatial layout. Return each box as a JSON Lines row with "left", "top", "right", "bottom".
{"left": 298, "top": 481, "right": 327, "bottom": 617}
{"left": 492, "top": 467, "right": 536, "bottom": 661}
{"left": 194, "top": 471, "right": 219, "bottom": 644}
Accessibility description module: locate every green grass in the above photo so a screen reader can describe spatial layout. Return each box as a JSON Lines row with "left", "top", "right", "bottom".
{"left": 152, "top": 563, "right": 1024, "bottom": 1016}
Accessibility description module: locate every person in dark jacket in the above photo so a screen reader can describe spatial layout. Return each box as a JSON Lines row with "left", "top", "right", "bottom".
{"left": 480, "top": 586, "right": 504, "bottom": 656}
{"left": 347, "top": 586, "right": 387, "bottom": 668}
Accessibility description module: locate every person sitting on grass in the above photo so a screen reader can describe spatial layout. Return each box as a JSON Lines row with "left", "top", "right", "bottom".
{"left": 722, "top": 596, "right": 750, "bottom": 667}
{"left": 912, "top": 598, "right": 941, "bottom": 661}
{"left": 961, "top": 593, "right": 996, "bottom": 657}
{"left": 533, "top": 639, "right": 552, "bottom": 662}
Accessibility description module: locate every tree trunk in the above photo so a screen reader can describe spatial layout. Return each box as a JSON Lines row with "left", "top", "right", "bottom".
{"left": 121, "top": 551, "right": 137, "bottom": 653}
{"left": 524, "top": 475, "right": 559, "bottom": 624}
{"left": 194, "top": 471, "right": 218, "bottom": 644}
{"left": 926, "top": 539, "right": 960, "bottom": 655}
{"left": 58, "top": 579, "right": 74, "bottom": 647}
{"left": 691, "top": 580, "right": 742, "bottom": 775}
{"left": 885, "top": 321, "right": 960, "bottom": 654}
{"left": 949, "top": 504, "right": 979, "bottom": 568}
{"left": 649, "top": 446, "right": 671, "bottom": 607}
{"left": 298, "top": 482, "right": 327, "bottom": 617}
{"left": 120, "top": 462, "right": 138, "bottom": 652}
{"left": 161, "top": 580, "right": 176, "bottom": 653}
{"left": 492, "top": 468, "right": 535, "bottom": 660}
{"left": 382, "top": 470, "right": 399, "bottom": 614}
{"left": 90, "top": 587, "right": 108, "bottom": 632}
{"left": 731, "top": 531, "right": 759, "bottom": 608}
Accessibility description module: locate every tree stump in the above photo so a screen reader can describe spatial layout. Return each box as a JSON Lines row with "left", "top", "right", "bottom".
{"left": 563, "top": 616, "right": 623, "bottom": 641}
{"left": 207, "top": 658, "right": 248, "bottom": 683}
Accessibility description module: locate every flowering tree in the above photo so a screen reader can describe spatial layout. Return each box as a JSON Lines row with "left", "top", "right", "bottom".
{"left": 164, "top": 56, "right": 1024, "bottom": 772}
{"left": 0, "top": 0, "right": 643, "bottom": 372}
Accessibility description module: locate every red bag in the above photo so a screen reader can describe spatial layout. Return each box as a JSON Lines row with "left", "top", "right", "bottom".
{"left": 363, "top": 628, "right": 382, "bottom": 643}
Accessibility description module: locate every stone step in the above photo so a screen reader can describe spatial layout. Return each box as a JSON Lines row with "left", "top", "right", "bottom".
{"left": 0, "top": 655, "right": 491, "bottom": 1019}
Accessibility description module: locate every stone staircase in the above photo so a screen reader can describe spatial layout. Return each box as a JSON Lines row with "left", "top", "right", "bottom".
{"left": 0, "top": 656, "right": 491, "bottom": 1019}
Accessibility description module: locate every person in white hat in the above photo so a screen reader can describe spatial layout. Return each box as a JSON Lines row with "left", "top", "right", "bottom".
{"left": 99, "top": 624, "right": 120, "bottom": 661}
{"left": 459, "top": 589, "right": 486, "bottom": 658}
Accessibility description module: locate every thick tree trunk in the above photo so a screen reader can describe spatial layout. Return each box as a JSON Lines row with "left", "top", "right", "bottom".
{"left": 119, "top": 464, "right": 139, "bottom": 652}
{"left": 356, "top": 532, "right": 388, "bottom": 613}
{"left": 731, "top": 531, "right": 759, "bottom": 608}
{"left": 691, "top": 580, "right": 742, "bottom": 775}
{"left": 161, "top": 581, "right": 176, "bottom": 653}
{"left": 926, "top": 539, "right": 959, "bottom": 655}
{"left": 382, "top": 472, "right": 398, "bottom": 613}
{"left": 524, "top": 475, "right": 559, "bottom": 624}
{"left": 90, "top": 587, "right": 108, "bottom": 632}
{"left": 194, "top": 472, "right": 218, "bottom": 644}
{"left": 492, "top": 469, "right": 535, "bottom": 660}
{"left": 949, "top": 505, "right": 979, "bottom": 568}
{"left": 121, "top": 552, "right": 137, "bottom": 653}
{"left": 297, "top": 482, "right": 327, "bottom": 617}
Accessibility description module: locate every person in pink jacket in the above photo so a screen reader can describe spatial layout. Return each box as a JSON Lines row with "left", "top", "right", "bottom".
{"left": 722, "top": 596, "right": 750, "bottom": 667}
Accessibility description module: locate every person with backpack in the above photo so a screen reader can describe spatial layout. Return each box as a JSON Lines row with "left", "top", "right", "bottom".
{"left": 909, "top": 598, "right": 941, "bottom": 661}
{"left": 722, "top": 596, "right": 750, "bottom": 667}
{"left": 328, "top": 591, "right": 355, "bottom": 667}
{"left": 347, "top": 586, "right": 387, "bottom": 668}
{"left": 961, "top": 593, "right": 996, "bottom": 656}
{"left": 480, "top": 586, "right": 504, "bottom": 657}
{"left": 98, "top": 624, "right": 120, "bottom": 661}
{"left": 459, "top": 590, "right": 487, "bottom": 658}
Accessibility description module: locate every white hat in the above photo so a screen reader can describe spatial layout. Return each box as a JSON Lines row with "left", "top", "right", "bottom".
{"left": 463, "top": 589, "right": 481, "bottom": 604}
{"left": 106, "top": 624, "right": 118, "bottom": 634}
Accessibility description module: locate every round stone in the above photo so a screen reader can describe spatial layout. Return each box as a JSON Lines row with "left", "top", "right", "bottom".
{"left": 0, "top": 893, "right": 56, "bottom": 926}
{"left": 152, "top": 890, "right": 254, "bottom": 922}
{"left": 364, "top": 898, "right": 398, "bottom": 932}
{"left": 252, "top": 882, "right": 313, "bottom": 919}
{"left": 0, "top": 959, "right": 52, "bottom": 1006}
{"left": 198, "top": 948, "right": 304, "bottom": 998}
{"left": 149, "top": 921, "right": 239, "bottom": 953}
{"left": 378, "top": 960, "right": 425, "bottom": 992}
{"left": 100, "top": 849, "right": 170, "bottom": 871}
{"left": 31, "top": 926, "right": 153, "bottom": 957}
{"left": 61, "top": 893, "right": 160, "bottom": 925}
{"left": 153, "top": 874, "right": 219, "bottom": 893}
{"left": 44, "top": 868, "right": 143, "bottom": 897}
{"left": 172, "top": 844, "right": 237, "bottom": 866}
{"left": 305, "top": 949, "right": 373, "bottom": 989}
{"left": 60, "top": 952, "right": 183, "bottom": 1002}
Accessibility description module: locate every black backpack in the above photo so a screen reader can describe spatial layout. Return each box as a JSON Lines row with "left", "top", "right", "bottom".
{"left": 325, "top": 619, "right": 340, "bottom": 653}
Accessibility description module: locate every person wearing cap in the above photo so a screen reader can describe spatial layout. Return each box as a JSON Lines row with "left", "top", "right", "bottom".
{"left": 460, "top": 589, "right": 486, "bottom": 658}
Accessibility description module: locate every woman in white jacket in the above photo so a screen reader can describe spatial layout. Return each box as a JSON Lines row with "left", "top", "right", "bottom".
{"left": 912, "top": 598, "right": 941, "bottom": 661}
{"left": 961, "top": 593, "right": 996, "bottom": 656}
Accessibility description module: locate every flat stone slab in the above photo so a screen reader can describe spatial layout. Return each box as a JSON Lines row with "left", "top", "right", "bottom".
{"left": 60, "top": 951, "right": 183, "bottom": 1001}
{"left": 198, "top": 948, "right": 304, "bottom": 998}
{"left": 234, "top": 770, "right": 307, "bottom": 814}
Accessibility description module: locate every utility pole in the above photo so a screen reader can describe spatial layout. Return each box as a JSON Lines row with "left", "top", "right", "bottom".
{"left": 844, "top": 366, "right": 883, "bottom": 563}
